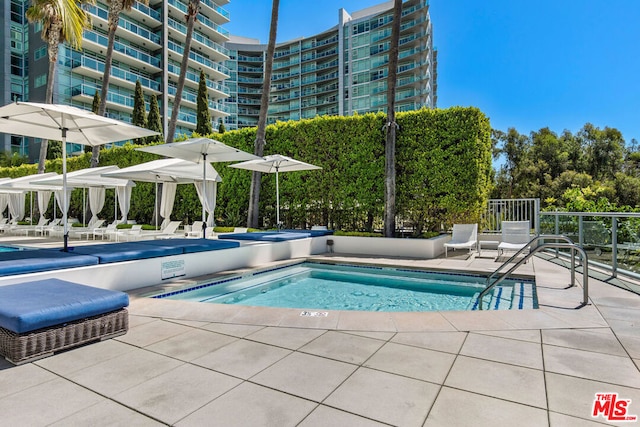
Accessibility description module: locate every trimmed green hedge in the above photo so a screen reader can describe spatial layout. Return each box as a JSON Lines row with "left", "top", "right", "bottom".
{"left": 0, "top": 107, "right": 492, "bottom": 232}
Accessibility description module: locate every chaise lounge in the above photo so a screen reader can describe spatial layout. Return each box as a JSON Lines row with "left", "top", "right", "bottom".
{"left": 0, "top": 279, "right": 129, "bottom": 364}
{"left": 443, "top": 223, "right": 478, "bottom": 257}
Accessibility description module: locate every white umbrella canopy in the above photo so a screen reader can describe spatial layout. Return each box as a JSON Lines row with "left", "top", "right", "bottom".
{"left": 137, "top": 138, "right": 256, "bottom": 234}
{"left": 0, "top": 173, "right": 61, "bottom": 222}
{"left": 229, "top": 154, "right": 321, "bottom": 227}
{"left": 0, "top": 101, "right": 159, "bottom": 250}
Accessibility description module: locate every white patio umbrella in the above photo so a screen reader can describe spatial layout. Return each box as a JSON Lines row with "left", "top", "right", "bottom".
{"left": 137, "top": 137, "right": 258, "bottom": 235}
{"left": 0, "top": 172, "right": 60, "bottom": 223}
{"left": 0, "top": 101, "right": 159, "bottom": 250}
{"left": 102, "top": 158, "right": 222, "bottom": 230}
{"left": 229, "top": 154, "right": 321, "bottom": 228}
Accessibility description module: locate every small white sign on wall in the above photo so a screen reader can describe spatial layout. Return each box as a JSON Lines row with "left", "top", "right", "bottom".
{"left": 161, "top": 259, "right": 185, "bottom": 280}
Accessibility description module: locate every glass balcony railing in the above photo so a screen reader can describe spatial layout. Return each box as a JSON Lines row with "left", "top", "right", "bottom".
{"left": 84, "top": 30, "right": 161, "bottom": 68}
{"left": 167, "top": 63, "right": 230, "bottom": 96}
{"left": 167, "top": 86, "right": 229, "bottom": 113}
{"left": 167, "top": 0, "right": 229, "bottom": 38}
{"left": 200, "top": 0, "right": 230, "bottom": 20}
{"left": 167, "top": 17, "right": 230, "bottom": 57}
{"left": 167, "top": 39, "right": 230, "bottom": 76}
{"left": 73, "top": 56, "right": 160, "bottom": 91}
{"left": 131, "top": 2, "right": 161, "bottom": 22}
{"left": 71, "top": 84, "right": 149, "bottom": 110}
{"left": 87, "top": 5, "right": 161, "bottom": 45}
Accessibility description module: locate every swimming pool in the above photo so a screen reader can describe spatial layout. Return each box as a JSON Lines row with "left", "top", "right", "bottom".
{"left": 0, "top": 246, "right": 23, "bottom": 252}
{"left": 153, "top": 262, "right": 537, "bottom": 312}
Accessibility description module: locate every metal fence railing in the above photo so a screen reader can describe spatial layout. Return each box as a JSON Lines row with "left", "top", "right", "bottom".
{"left": 482, "top": 199, "right": 540, "bottom": 234}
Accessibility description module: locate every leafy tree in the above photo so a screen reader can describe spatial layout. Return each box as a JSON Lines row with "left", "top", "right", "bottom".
{"left": 166, "top": 0, "right": 200, "bottom": 143}
{"left": 146, "top": 94, "right": 164, "bottom": 144}
{"left": 91, "top": 91, "right": 100, "bottom": 113}
{"left": 247, "top": 0, "right": 279, "bottom": 228}
{"left": 218, "top": 120, "right": 226, "bottom": 134}
{"left": 131, "top": 80, "right": 147, "bottom": 144}
{"left": 383, "top": 0, "right": 402, "bottom": 237}
{"left": 26, "top": 0, "right": 93, "bottom": 173}
{"left": 196, "top": 70, "right": 213, "bottom": 135}
{"left": 92, "top": 0, "right": 149, "bottom": 167}
{"left": 579, "top": 123, "right": 625, "bottom": 181}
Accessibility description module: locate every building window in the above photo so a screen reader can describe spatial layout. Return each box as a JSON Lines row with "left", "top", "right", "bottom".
{"left": 34, "top": 74, "right": 47, "bottom": 88}
{"left": 35, "top": 46, "right": 47, "bottom": 61}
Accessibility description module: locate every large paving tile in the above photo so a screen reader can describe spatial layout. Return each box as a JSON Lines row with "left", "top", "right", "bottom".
{"left": 251, "top": 351, "right": 357, "bottom": 402}
{"left": 441, "top": 310, "right": 516, "bottom": 331}
{"left": 546, "top": 372, "right": 640, "bottom": 424}
{"left": 175, "top": 382, "right": 316, "bottom": 427}
{"left": 50, "top": 399, "right": 164, "bottom": 426}
{"left": 344, "top": 330, "right": 395, "bottom": 340}
{"left": 114, "top": 364, "right": 241, "bottom": 425}
{"left": 542, "top": 328, "right": 628, "bottom": 357}
{"left": 445, "top": 355, "right": 547, "bottom": 409}
{"left": 324, "top": 367, "right": 439, "bottom": 426}
{"left": 35, "top": 339, "right": 136, "bottom": 376}
{"left": 364, "top": 341, "right": 456, "bottom": 384}
{"left": 298, "top": 405, "right": 387, "bottom": 426}
{"left": 201, "top": 322, "right": 265, "bottom": 337}
{"left": 0, "top": 377, "right": 104, "bottom": 426}
{"left": 246, "top": 326, "right": 327, "bottom": 349}
{"left": 548, "top": 411, "right": 610, "bottom": 426}
{"left": 617, "top": 334, "right": 640, "bottom": 358}
{"left": 424, "top": 387, "right": 549, "bottom": 427}
{"left": 67, "top": 348, "right": 183, "bottom": 397}
{"left": 475, "top": 329, "right": 541, "bottom": 343}
{"left": 460, "top": 332, "right": 543, "bottom": 369}
{"left": 336, "top": 310, "right": 397, "bottom": 331}
{"left": 0, "top": 363, "right": 57, "bottom": 399}
{"left": 192, "top": 339, "right": 291, "bottom": 379}
{"left": 117, "top": 318, "right": 194, "bottom": 347}
{"left": 390, "top": 311, "right": 457, "bottom": 331}
{"left": 299, "top": 330, "right": 385, "bottom": 364}
{"left": 391, "top": 331, "right": 467, "bottom": 353}
{"left": 145, "top": 328, "right": 237, "bottom": 361}
{"left": 543, "top": 344, "right": 640, "bottom": 388}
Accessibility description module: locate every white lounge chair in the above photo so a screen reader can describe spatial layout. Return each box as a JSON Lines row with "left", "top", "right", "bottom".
{"left": 498, "top": 221, "right": 531, "bottom": 256}
{"left": 186, "top": 221, "right": 204, "bottom": 238}
{"left": 443, "top": 223, "right": 478, "bottom": 257}
{"left": 152, "top": 221, "right": 182, "bottom": 239}
{"left": 94, "top": 220, "right": 120, "bottom": 240}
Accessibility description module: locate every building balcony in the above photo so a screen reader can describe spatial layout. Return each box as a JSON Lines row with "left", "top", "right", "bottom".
{"left": 167, "top": 85, "right": 229, "bottom": 117}
{"left": 167, "top": 0, "right": 229, "bottom": 43}
{"left": 87, "top": 5, "right": 161, "bottom": 49}
{"left": 167, "top": 39, "right": 230, "bottom": 81}
{"left": 199, "top": 0, "right": 230, "bottom": 24}
{"left": 167, "top": 17, "right": 230, "bottom": 61}
{"left": 166, "top": 63, "right": 230, "bottom": 99}
{"left": 70, "top": 83, "right": 144, "bottom": 114}
{"left": 82, "top": 30, "right": 161, "bottom": 73}
{"left": 128, "top": 2, "right": 162, "bottom": 26}
{"left": 70, "top": 56, "right": 161, "bottom": 94}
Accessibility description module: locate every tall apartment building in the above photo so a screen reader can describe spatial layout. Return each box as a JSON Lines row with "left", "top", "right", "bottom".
{"left": 0, "top": 0, "right": 231, "bottom": 160}
{"left": 0, "top": 0, "right": 436, "bottom": 157}
{"left": 224, "top": 0, "right": 436, "bottom": 130}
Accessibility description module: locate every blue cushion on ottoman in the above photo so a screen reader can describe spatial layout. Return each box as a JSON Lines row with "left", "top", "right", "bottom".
{"left": 0, "top": 249, "right": 99, "bottom": 277}
{"left": 0, "top": 279, "right": 129, "bottom": 334}
{"left": 138, "top": 238, "right": 240, "bottom": 253}
{"left": 68, "top": 242, "right": 182, "bottom": 263}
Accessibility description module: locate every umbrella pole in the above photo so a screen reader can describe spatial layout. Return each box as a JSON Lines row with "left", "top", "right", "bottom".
{"left": 202, "top": 153, "right": 207, "bottom": 238}
{"left": 276, "top": 166, "right": 280, "bottom": 230}
{"left": 154, "top": 179, "right": 158, "bottom": 230}
{"left": 62, "top": 125, "right": 68, "bottom": 251}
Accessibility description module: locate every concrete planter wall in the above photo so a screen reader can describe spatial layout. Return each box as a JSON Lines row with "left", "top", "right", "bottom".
{"left": 321, "top": 234, "right": 450, "bottom": 259}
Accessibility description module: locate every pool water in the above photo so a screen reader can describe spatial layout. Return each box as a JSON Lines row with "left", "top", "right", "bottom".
{"left": 0, "top": 246, "right": 22, "bottom": 252}
{"left": 154, "top": 262, "right": 537, "bottom": 312}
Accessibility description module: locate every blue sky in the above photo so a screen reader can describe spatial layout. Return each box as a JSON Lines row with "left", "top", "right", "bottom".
{"left": 226, "top": 0, "right": 640, "bottom": 145}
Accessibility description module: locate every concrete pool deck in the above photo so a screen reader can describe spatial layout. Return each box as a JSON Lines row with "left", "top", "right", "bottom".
{"left": 0, "top": 237, "right": 639, "bottom": 425}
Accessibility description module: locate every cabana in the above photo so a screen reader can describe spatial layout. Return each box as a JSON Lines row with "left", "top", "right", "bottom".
{"left": 0, "top": 173, "right": 61, "bottom": 226}
{"left": 103, "top": 159, "right": 222, "bottom": 231}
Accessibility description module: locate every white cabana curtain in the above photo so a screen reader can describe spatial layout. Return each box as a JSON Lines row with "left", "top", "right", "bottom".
{"left": 0, "top": 194, "right": 8, "bottom": 219}
{"left": 37, "top": 190, "right": 52, "bottom": 220}
{"left": 88, "top": 187, "right": 105, "bottom": 224}
{"left": 54, "top": 189, "right": 72, "bottom": 219}
{"left": 194, "top": 181, "right": 218, "bottom": 227}
{"left": 116, "top": 185, "right": 132, "bottom": 222}
{"left": 8, "top": 192, "right": 25, "bottom": 220}
{"left": 160, "top": 182, "right": 177, "bottom": 220}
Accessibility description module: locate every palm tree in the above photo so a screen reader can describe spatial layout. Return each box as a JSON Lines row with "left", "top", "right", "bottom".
{"left": 26, "top": 0, "right": 93, "bottom": 173}
{"left": 166, "top": 0, "right": 201, "bottom": 144}
{"left": 247, "top": 0, "right": 279, "bottom": 228}
{"left": 91, "top": 0, "right": 148, "bottom": 167}
{"left": 383, "top": 0, "right": 402, "bottom": 237}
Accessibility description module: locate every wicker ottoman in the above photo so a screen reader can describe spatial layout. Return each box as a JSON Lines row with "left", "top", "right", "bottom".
{"left": 0, "top": 279, "right": 129, "bottom": 365}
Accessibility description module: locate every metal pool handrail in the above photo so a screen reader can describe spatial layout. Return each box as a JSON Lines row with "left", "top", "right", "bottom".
{"left": 478, "top": 235, "right": 589, "bottom": 310}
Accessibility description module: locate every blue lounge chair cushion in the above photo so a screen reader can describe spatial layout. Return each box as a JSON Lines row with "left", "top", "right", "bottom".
{"left": 281, "top": 229, "right": 334, "bottom": 236}
{"left": 218, "top": 232, "right": 310, "bottom": 242}
{"left": 0, "top": 249, "right": 99, "bottom": 277}
{"left": 137, "top": 238, "right": 240, "bottom": 254}
{"left": 0, "top": 279, "right": 129, "bottom": 334}
{"left": 68, "top": 242, "right": 183, "bottom": 263}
